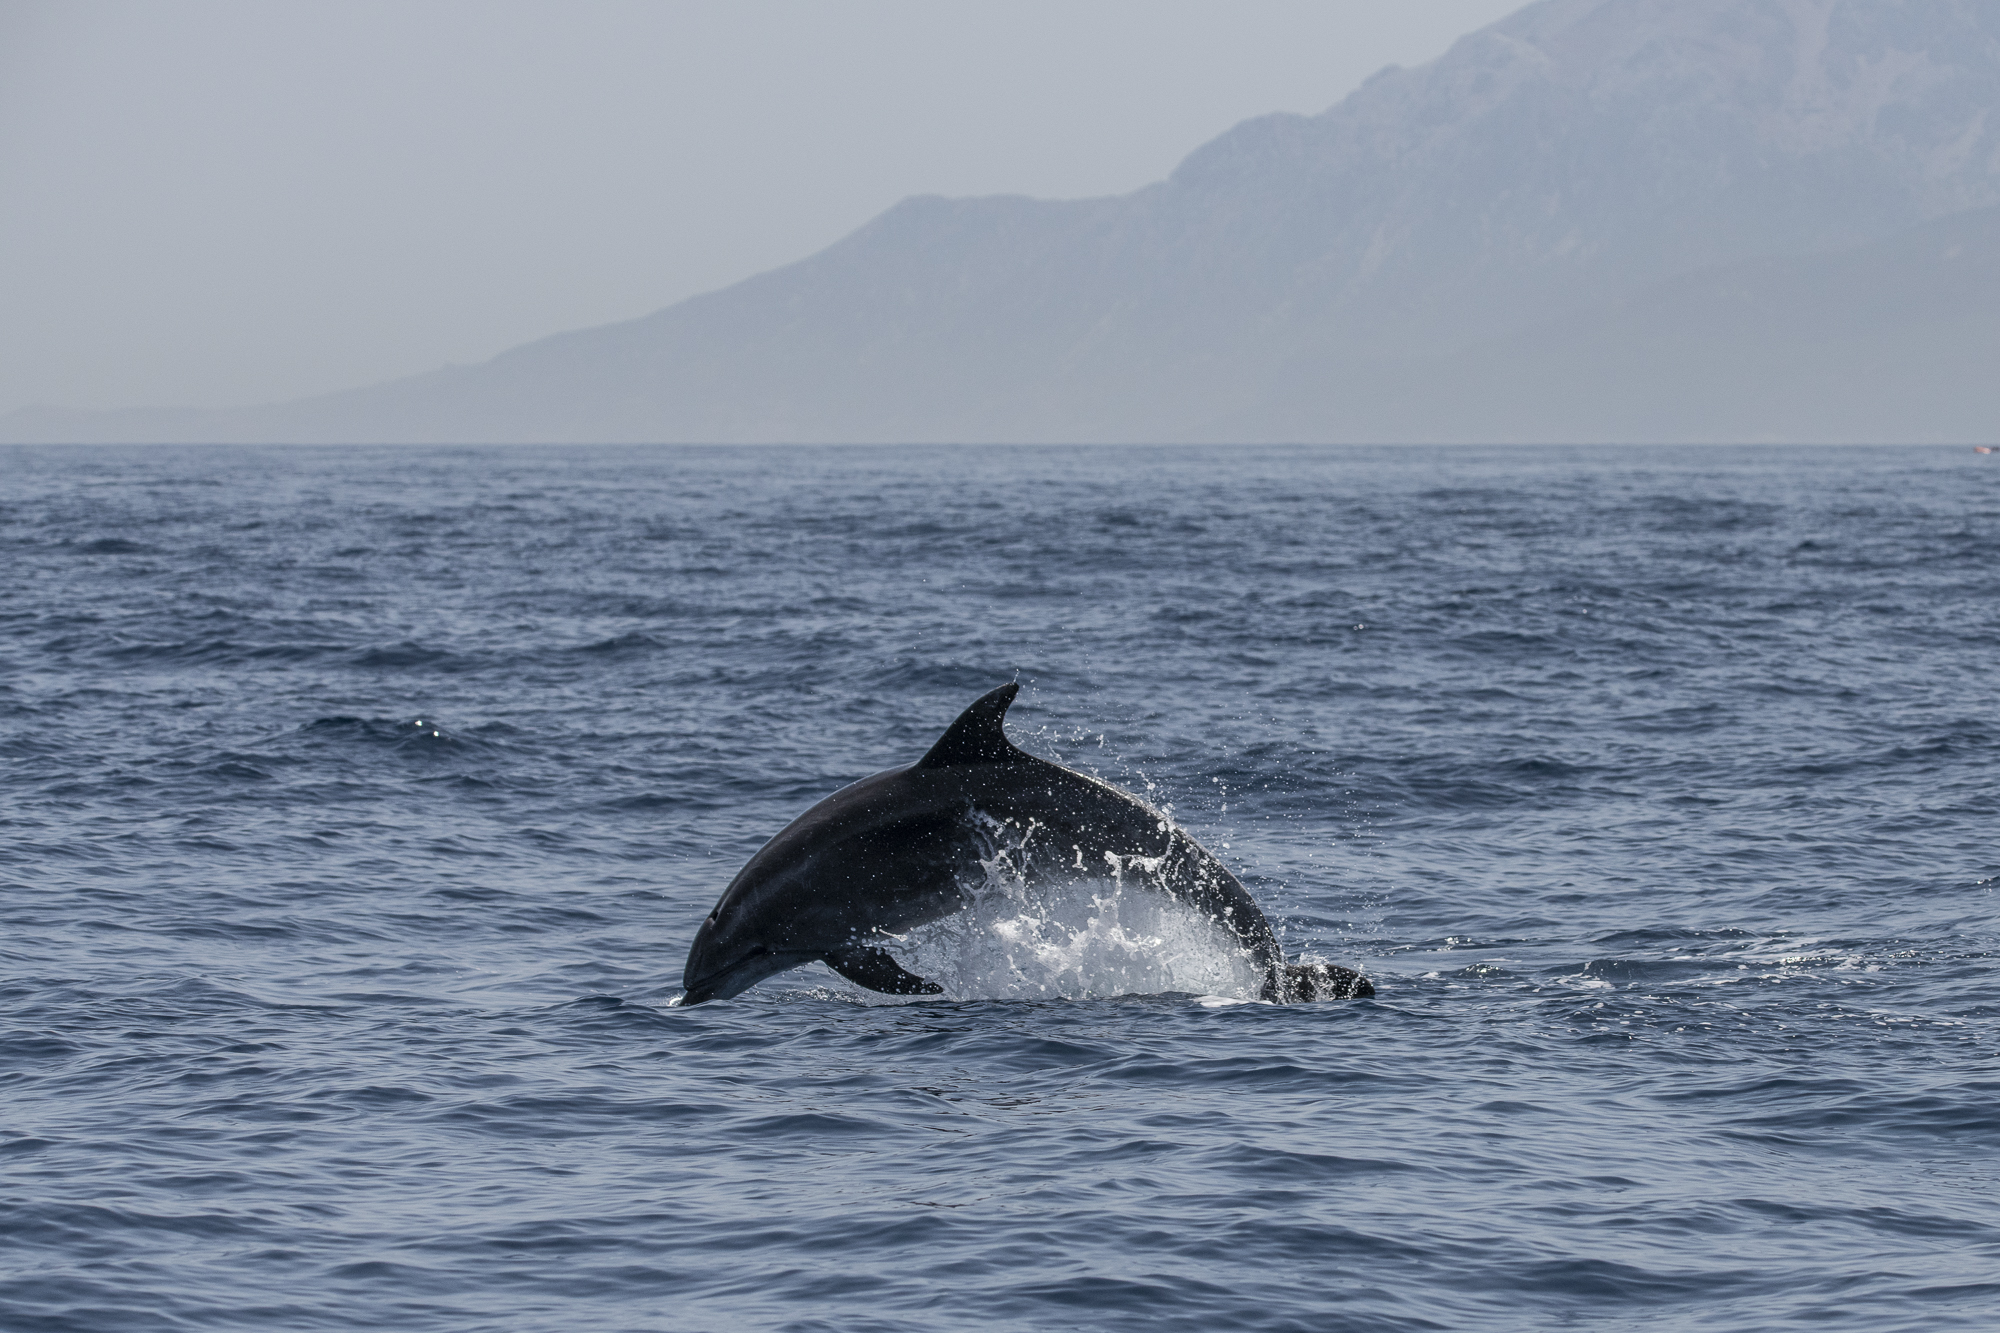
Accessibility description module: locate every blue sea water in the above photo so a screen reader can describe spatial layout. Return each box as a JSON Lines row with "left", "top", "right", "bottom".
{"left": 3, "top": 443, "right": 1996, "bottom": 1332}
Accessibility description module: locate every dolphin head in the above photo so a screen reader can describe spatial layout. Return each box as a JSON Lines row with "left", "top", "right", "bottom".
{"left": 680, "top": 897, "right": 819, "bottom": 1005}
{"left": 678, "top": 765, "right": 924, "bottom": 1005}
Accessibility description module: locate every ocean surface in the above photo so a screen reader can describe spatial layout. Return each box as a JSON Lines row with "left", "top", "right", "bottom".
{"left": 3, "top": 443, "right": 1996, "bottom": 1332}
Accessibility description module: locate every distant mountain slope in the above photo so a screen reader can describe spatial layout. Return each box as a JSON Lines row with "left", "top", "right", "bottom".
{"left": 1249, "top": 202, "right": 2000, "bottom": 442}
{"left": 9, "top": 0, "right": 2000, "bottom": 444}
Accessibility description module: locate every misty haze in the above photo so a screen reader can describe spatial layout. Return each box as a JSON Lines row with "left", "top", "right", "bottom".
{"left": 8, "top": 0, "right": 2000, "bottom": 444}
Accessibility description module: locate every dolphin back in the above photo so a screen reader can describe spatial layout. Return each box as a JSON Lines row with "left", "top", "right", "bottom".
{"left": 924, "top": 685, "right": 1290, "bottom": 991}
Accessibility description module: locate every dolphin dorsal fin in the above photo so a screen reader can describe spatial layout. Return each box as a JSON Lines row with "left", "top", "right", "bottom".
{"left": 917, "top": 683, "right": 1028, "bottom": 768}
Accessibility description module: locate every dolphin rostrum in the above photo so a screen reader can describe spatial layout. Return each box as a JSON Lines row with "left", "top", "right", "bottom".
{"left": 679, "top": 684, "right": 1373, "bottom": 1005}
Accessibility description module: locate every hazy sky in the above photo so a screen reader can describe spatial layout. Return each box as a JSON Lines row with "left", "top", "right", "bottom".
{"left": 1, "top": 1, "right": 1524, "bottom": 415}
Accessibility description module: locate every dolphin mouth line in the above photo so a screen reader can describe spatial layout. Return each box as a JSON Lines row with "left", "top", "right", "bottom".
{"left": 681, "top": 947, "right": 817, "bottom": 1004}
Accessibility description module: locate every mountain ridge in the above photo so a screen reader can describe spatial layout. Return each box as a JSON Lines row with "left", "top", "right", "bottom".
{"left": 10, "top": 0, "right": 2000, "bottom": 444}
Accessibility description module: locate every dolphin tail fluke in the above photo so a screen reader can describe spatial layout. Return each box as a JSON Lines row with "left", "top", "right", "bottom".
{"left": 1281, "top": 962, "right": 1374, "bottom": 1001}
{"left": 824, "top": 946, "right": 945, "bottom": 997}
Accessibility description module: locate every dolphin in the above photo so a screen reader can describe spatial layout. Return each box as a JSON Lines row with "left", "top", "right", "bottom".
{"left": 679, "top": 684, "right": 1372, "bottom": 1005}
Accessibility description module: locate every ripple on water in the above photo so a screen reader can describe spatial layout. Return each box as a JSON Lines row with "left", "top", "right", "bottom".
{"left": 2, "top": 444, "right": 1997, "bottom": 1332}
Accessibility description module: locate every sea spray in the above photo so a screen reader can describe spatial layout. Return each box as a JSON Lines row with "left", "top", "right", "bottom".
{"left": 882, "top": 809, "right": 1267, "bottom": 1001}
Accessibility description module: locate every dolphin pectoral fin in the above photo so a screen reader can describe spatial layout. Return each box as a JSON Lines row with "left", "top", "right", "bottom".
{"left": 1283, "top": 963, "right": 1374, "bottom": 1001}
{"left": 824, "top": 946, "right": 945, "bottom": 996}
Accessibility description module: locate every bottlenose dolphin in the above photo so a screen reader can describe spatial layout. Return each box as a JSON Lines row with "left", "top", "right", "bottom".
{"left": 680, "top": 684, "right": 1372, "bottom": 1005}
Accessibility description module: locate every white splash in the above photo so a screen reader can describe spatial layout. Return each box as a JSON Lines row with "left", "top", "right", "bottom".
{"left": 881, "top": 810, "right": 1266, "bottom": 1002}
